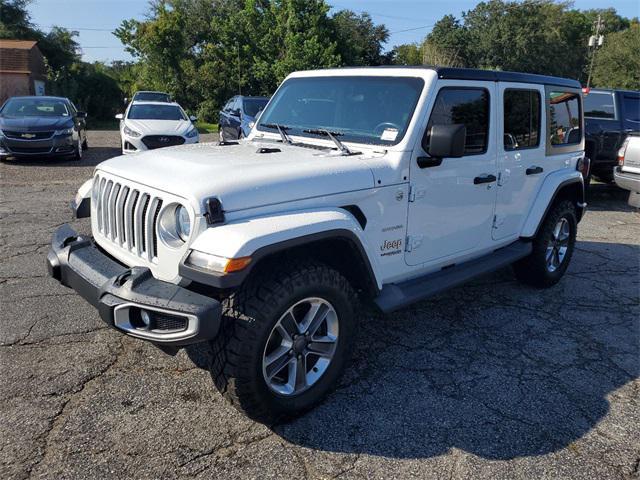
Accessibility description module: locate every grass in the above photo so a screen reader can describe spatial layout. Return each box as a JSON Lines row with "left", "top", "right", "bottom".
{"left": 196, "top": 121, "right": 218, "bottom": 134}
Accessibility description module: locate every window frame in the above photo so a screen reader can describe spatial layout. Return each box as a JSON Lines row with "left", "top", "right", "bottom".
{"left": 422, "top": 86, "right": 491, "bottom": 157}
{"left": 545, "top": 85, "right": 584, "bottom": 156}
{"left": 502, "top": 88, "right": 542, "bottom": 152}
{"left": 583, "top": 91, "right": 617, "bottom": 121}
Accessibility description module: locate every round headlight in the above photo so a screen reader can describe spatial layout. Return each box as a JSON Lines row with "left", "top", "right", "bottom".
{"left": 175, "top": 205, "right": 191, "bottom": 241}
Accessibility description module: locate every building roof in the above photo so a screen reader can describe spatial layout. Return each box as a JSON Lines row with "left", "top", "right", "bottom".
{"left": 0, "top": 39, "right": 44, "bottom": 75}
{"left": 0, "top": 39, "right": 38, "bottom": 50}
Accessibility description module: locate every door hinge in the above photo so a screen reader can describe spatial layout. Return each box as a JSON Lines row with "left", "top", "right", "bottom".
{"left": 408, "top": 185, "right": 425, "bottom": 202}
{"left": 405, "top": 235, "right": 423, "bottom": 252}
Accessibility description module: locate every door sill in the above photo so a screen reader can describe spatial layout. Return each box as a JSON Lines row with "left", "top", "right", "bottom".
{"left": 375, "top": 240, "right": 532, "bottom": 313}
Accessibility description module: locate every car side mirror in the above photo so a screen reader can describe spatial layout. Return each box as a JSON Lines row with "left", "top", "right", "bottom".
{"left": 233, "top": 109, "right": 241, "bottom": 117}
{"left": 424, "top": 124, "right": 466, "bottom": 158}
{"left": 115, "top": 113, "right": 124, "bottom": 120}
{"left": 189, "top": 115, "right": 197, "bottom": 122}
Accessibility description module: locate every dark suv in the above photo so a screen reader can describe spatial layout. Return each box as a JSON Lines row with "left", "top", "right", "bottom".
{"left": 584, "top": 88, "right": 640, "bottom": 182}
{"left": 218, "top": 95, "right": 269, "bottom": 141}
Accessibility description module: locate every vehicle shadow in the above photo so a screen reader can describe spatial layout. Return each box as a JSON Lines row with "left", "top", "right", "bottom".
{"left": 187, "top": 239, "right": 638, "bottom": 460}
{"left": 586, "top": 182, "right": 633, "bottom": 212}
{"left": 0, "top": 146, "right": 121, "bottom": 168}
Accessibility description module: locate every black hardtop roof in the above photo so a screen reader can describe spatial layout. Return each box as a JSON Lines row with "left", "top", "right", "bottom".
{"left": 346, "top": 66, "right": 581, "bottom": 89}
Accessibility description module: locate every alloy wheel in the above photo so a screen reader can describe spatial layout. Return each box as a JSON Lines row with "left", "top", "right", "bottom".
{"left": 262, "top": 297, "right": 339, "bottom": 396}
{"left": 546, "top": 217, "right": 570, "bottom": 272}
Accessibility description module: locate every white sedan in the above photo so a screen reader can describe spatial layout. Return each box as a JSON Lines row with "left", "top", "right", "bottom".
{"left": 115, "top": 101, "right": 199, "bottom": 154}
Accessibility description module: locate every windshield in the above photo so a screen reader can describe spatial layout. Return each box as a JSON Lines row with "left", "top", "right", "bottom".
{"left": 257, "top": 76, "right": 424, "bottom": 146}
{"left": 1, "top": 98, "right": 69, "bottom": 117}
{"left": 128, "top": 104, "right": 186, "bottom": 121}
{"left": 243, "top": 98, "right": 268, "bottom": 117}
{"left": 134, "top": 92, "right": 170, "bottom": 102}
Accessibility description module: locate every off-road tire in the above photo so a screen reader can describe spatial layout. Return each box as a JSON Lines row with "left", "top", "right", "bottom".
{"left": 210, "top": 259, "right": 358, "bottom": 423}
{"left": 513, "top": 200, "right": 577, "bottom": 288}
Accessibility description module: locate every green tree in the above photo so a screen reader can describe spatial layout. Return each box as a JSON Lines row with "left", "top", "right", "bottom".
{"left": 331, "top": 10, "right": 391, "bottom": 66}
{"left": 592, "top": 24, "right": 640, "bottom": 90}
{"left": 390, "top": 43, "right": 423, "bottom": 65}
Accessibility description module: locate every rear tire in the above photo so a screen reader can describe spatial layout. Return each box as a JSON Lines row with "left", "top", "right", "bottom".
{"left": 513, "top": 200, "right": 577, "bottom": 288}
{"left": 210, "top": 259, "right": 358, "bottom": 423}
{"left": 71, "top": 137, "right": 83, "bottom": 161}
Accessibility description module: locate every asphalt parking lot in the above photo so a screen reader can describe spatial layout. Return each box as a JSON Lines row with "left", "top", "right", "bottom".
{"left": 1, "top": 130, "right": 638, "bottom": 479}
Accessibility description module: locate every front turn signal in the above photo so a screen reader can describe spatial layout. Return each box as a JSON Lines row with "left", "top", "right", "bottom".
{"left": 186, "top": 250, "right": 251, "bottom": 274}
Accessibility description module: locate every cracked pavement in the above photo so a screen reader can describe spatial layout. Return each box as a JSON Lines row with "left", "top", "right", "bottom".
{"left": 1, "top": 131, "right": 639, "bottom": 479}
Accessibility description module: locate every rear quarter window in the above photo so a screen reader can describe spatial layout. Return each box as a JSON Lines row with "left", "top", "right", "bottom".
{"left": 548, "top": 90, "right": 582, "bottom": 147}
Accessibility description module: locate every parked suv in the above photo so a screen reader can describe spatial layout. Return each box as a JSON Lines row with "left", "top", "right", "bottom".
{"left": 218, "top": 95, "right": 269, "bottom": 141}
{"left": 584, "top": 88, "right": 640, "bottom": 183}
{"left": 48, "top": 67, "right": 588, "bottom": 422}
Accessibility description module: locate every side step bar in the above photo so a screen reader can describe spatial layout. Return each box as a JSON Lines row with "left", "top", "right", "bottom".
{"left": 375, "top": 240, "right": 532, "bottom": 313}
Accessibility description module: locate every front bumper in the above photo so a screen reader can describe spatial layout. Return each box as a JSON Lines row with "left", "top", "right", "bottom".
{"left": 0, "top": 134, "right": 75, "bottom": 158}
{"left": 46, "top": 224, "right": 222, "bottom": 350}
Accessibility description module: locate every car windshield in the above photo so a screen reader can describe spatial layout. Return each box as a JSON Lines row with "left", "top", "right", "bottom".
{"left": 257, "top": 76, "right": 424, "bottom": 146}
{"left": 134, "top": 92, "right": 170, "bottom": 102}
{"left": 1, "top": 98, "right": 69, "bottom": 117}
{"left": 243, "top": 98, "right": 268, "bottom": 117}
{"left": 128, "top": 104, "right": 186, "bottom": 121}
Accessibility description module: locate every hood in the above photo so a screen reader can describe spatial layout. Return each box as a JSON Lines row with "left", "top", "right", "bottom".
{"left": 0, "top": 115, "right": 72, "bottom": 131}
{"left": 124, "top": 118, "right": 193, "bottom": 136}
{"left": 97, "top": 141, "right": 376, "bottom": 213}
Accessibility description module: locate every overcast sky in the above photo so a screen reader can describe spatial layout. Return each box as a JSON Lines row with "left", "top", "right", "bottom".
{"left": 28, "top": 0, "right": 640, "bottom": 63}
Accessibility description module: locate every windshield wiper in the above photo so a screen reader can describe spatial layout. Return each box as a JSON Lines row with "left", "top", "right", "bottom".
{"left": 303, "top": 128, "right": 357, "bottom": 156}
{"left": 261, "top": 123, "right": 292, "bottom": 144}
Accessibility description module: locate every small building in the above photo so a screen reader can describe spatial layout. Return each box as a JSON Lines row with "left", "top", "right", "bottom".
{"left": 0, "top": 39, "right": 47, "bottom": 105}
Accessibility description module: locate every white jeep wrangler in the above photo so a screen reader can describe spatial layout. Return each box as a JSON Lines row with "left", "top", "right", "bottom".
{"left": 48, "top": 67, "right": 589, "bottom": 422}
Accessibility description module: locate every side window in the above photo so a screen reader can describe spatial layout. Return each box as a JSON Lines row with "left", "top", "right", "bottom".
{"left": 503, "top": 89, "right": 540, "bottom": 150}
{"left": 425, "top": 88, "right": 489, "bottom": 155}
{"left": 232, "top": 97, "right": 242, "bottom": 113}
{"left": 224, "top": 98, "right": 235, "bottom": 112}
{"left": 623, "top": 95, "right": 640, "bottom": 123}
{"left": 69, "top": 102, "right": 78, "bottom": 115}
{"left": 548, "top": 91, "right": 582, "bottom": 146}
{"left": 583, "top": 92, "right": 616, "bottom": 119}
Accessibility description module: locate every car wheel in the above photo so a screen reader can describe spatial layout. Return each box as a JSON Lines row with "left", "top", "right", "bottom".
{"left": 72, "top": 137, "right": 83, "bottom": 161}
{"left": 513, "top": 200, "right": 577, "bottom": 288}
{"left": 210, "top": 259, "right": 358, "bottom": 423}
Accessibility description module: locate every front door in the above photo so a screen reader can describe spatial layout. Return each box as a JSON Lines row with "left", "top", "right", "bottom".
{"left": 406, "top": 82, "right": 498, "bottom": 266}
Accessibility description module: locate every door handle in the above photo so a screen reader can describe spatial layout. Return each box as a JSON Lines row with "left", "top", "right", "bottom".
{"left": 473, "top": 174, "right": 497, "bottom": 185}
{"left": 526, "top": 166, "right": 544, "bottom": 175}
{"left": 417, "top": 156, "right": 443, "bottom": 168}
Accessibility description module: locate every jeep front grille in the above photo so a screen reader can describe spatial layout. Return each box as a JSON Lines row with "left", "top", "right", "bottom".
{"left": 94, "top": 174, "right": 163, "bottom": 261}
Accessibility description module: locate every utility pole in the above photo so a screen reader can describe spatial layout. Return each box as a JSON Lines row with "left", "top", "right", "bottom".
{"left": 237, "top": 42, "right": 242, "bottom": 95}
{"left": 586, "top": 14, "right": 604, "bottom": 89}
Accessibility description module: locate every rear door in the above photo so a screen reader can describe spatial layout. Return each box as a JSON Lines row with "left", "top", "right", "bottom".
{"left": 584, "top": 91, "right": 620, "bottom": 161}
{"left": 493, "top": 83, "right": 545, "bottom": 240}
{"left": 621, "top": 92, "right": 640, "bottom": 134}
{"left": 405, "top": 81, "right": 498, "bottom": 266}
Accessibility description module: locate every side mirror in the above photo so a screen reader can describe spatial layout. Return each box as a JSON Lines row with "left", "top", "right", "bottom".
{"left": 233, "top": 108, "right": 241, "bottom": 117}
{"left": 77, "top": 111, "right": 87, "bottom": 118}
{"left": 424, "top": 124, "right": 466, "bottom": 158}
{"left": 189, "top": 115, "right": 197, "bottom": 122}
{"left": 115, "top": 113, "right": 124, "bottom": 120}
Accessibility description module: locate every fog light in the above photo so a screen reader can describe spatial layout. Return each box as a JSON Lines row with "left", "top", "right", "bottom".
{"left": 140, "top": 309, "right": 151, "bottom": 328}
